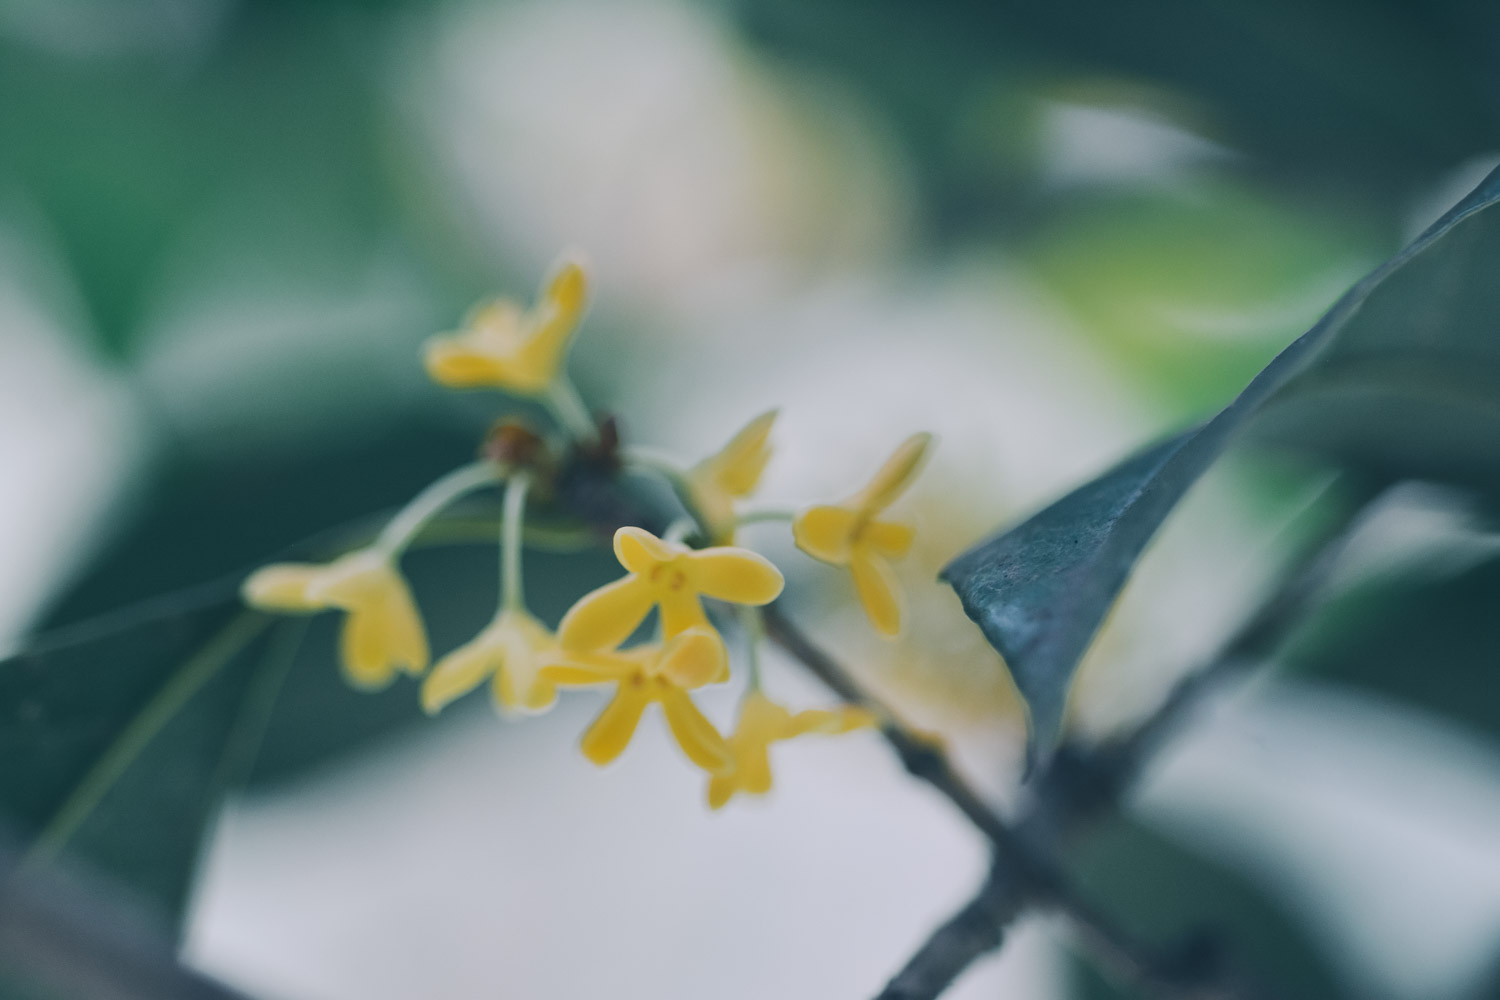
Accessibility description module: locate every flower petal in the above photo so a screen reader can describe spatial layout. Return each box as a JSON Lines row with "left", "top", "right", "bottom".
{"left": 514, "top": 256, "right": 588, "bottom": 387}
{"left": 792, "top": 505, "right": 858, "bottom": 565}
{"left": 579, "top": 684, "right": 650, "bottom": 766}
{"left": 850, "top": 549, "right": 903, "bottom": 638}
{"left": 852, "top": 432, "right": 932, "bottom": 514}
{"left": 613, "top": 526, "right": 679, "bottom": 574}
{"left": 421, "top": 640, "right": 495, "bottom": 715}
{"left": 862, "top": 518, "right": 915, "bottom": 558}
{"left": 557, "top": 575, "right": 654, "bottom": 651}
{"left": 706, "top": 771, "right": 738, "bottom": 810}
{"left": 539, "top": 649, "right": 637, "bottom": 686}
{"left": 705, "top": 408, "right": 777, "bottom": 497}
{"left": 660, "top": 688, "right": 731, "bottom": 772}
{"left": 657, "top": 588, "right": 710, "bottom": 638}
{"left": 339, "top": 606, "right": 399, "bottom": 690}
{"left": 655, "top": 627, "right": 727, "bottom": 689}
{"left": 788, "top": 705, "right": 877, "bottom": 737}
{"left": 686, "top": 548, "right": 784, "bottom": 605}
{"left": 737, "top": 742, "right": 775, "bottom": 795}
{"left": 241, "top": 563, "right": 327, "bottom": 612}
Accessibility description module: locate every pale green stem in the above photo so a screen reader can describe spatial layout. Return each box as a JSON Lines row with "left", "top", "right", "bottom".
{"left": 376, "top": 461, "right": 502, "bottom": 557}
{"left": 732, "top": 508, "right": 796, "bottom": 529}
{"left": 663, "top": 517, "right": 697, "bottom": 545}
{"left": 545, "top": 374, "right": 598, "bottom": 443}
{"left": 501, "top": 472, "right": 532, "bottom": 611}
{"left": 738, "top": 605, "right": 766, "bottom": 691}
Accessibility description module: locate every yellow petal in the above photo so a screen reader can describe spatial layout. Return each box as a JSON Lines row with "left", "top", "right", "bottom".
{"left": 340, "top": 607, "right": 399, "bottom": 690}
{"left": 655, "top": 627, "right": 727, "bottom": 689}
{"left": 702, "top": 409, "right": 777, "bottom": 498}
{"left": 241, "top": 563, "right": 326, "bottom": 612}
{"left": 788, "top": 705, "right": 876, "bottom": 737}
{"left": 686, "top": 548, "right": 784, "bottom": 605}
{"left": 792, "top": 505, "right": 859, "bottom": 565}
{"left": 613, "top": 526, "right": 679, "bottom": 574}
{"left": 862, "top": 518, "right": 915, "bottom": 558}
{"left": 851, "top": 432, "right": 932, "bottom": 514}
{"left": 660, "top": 688, "right": 731, "bottom": 772}
{"left": 736, "top": 691, "right": 795, "bottom": 742}
{"left": 737, "top": 742, "right": 774, "bottom": 795}
{"left": 538, "top": 649, "right": 638, "bottom": 686}
{"left": 657, "top": 588, "right": 711, "bottom": 638}
{"left": 423, "top": 339, "right": 510, "bottom": 388}
{"left": 421, "top": 639, "right": 494, "bottom": 714}
{"left": 580, "top": 685, "right": 650, "bottom": 766}
{"left": 513, "top": 256, "right": 588, "bottom": 388}
{"left": 706, "top": 771, "right": 739, "bottom": 810}
{"left": 557, "top": 575, "right": 654, "bottom": 651}
{"left": 850, "top": 549, "right": 903, "bottom": 638}
{"left": 488, "top": 609, "right": 558, "bottom": 715}
{"left": 303, "top": 551, "right": 392, "bottom": 607}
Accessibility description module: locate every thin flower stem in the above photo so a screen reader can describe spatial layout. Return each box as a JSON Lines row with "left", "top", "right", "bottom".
{"left": 376, "top": 461, "right": 503, "bottom": 556}
{"left": 731, "top": 508, "right": 796, "bottom": 528}
{"left": 501, "top": 472, "right": 532, "bottom": 611}
{"left": 663, "top": 517, "right": 698, "bottom": 545}
{"left": 738, "top": 605, "right": 766, "bottom": 690}
{"left": 545, "top": 374, "right": 598, "bottom": 443}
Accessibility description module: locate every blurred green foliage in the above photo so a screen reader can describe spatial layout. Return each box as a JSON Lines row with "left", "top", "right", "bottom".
{"left": 3, "top": 1, "right": 1500, "bottom": 997}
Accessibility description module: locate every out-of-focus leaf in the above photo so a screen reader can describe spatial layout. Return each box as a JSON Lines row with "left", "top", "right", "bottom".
{"left": 1285, "top": 555, "right": 1500, "bottom": 740}
{"left": 943, "top": 164, "right": 1500, "bottom": 759}
{"left": 0, "top": 602, "right": 266, "bottom": 927}
{"left": 1066, "top": 817, "right": 1349, "bottom": 1000}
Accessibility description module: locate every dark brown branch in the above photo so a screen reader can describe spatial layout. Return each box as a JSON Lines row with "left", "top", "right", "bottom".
{"left": 866, "top": 483, "right": 1385, "bottom": 1000}
{"left": 764, "top": 606, "right": 1281, "bottom": 1000}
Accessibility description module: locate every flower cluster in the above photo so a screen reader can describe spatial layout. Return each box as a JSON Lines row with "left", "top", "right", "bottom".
{"left": 243, "top": 253, "right": 932, "bottom": 809}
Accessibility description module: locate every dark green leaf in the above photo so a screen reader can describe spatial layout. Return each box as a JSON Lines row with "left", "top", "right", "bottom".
{"left": 0, "top": 602, "right": 268, "bottom": 928}
{"left": 1066, "top": 817, "right": 1349, "bottom": 1000}
{"left": 943, "top": 164, "right": 1500, "bottom": 759}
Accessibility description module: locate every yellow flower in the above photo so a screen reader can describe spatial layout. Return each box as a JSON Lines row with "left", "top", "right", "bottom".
{"left": 541, "top": 626, "right": 731, "bottom": 770}
{"left": 420, "top": 607, "right": 558, "bottom": 717}
{"left": 707, "top": 692, "right": 874, "bottom": 809}
{"left": 242, "top": 550, "right": 428, "bottom": 689}
{"left": 424, "top": 254, "right": 588, "bottom": 395}
{"left": 793, "top": 432, "right": 933, "bottom": 637}
{"left": 557, "top": 526, "right": 784, "bottom": 655}
{"left": 687, "top": 409, "right": 777, "bottom": 541}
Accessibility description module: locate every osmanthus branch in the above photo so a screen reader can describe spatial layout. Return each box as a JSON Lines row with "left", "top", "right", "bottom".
{"left": 864, "top": 481, "right": 1387, "bottom": 1000}
{"left": 763, "top": 607, "right": 1280, "bottom": 1000}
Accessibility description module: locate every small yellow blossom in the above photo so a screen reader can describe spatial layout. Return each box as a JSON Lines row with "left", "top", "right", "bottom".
{"left": 541, "top": 626, "right": 731, "bottom": 770}
{"left": 242, "top": 550, "right": 428, "bottom": 689}
{"left": 793, "top": 433, "right": 933, "bottom": 637}
{"left": 708, "top": 692, "right": 874, "bottom": 809}
{"left": 424, "top": 254, "right": 588, "bottom": 395}
{"left": 557, "top": 526, "right": 784, "bottom": 655}
{"left": 420, "top": 607, "right": 557, "bottom": 717}
{"left": 687, "top": 409, "right": 777, "bottom": 541}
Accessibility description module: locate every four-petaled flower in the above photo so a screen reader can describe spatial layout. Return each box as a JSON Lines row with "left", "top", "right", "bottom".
{"left": 707, "top": 692, "right": 874, "bottom": 809}
{"left": 421, "top": 607, "right": 558, "bottom": 717}
{"left": 558, "top": 526, "right": 784, "bottom": 655}
{"left": 687, "top": 409, "right": 777, "bottom": 542}
{"left": 243, "top": 550, "right": 428, "bottom": 689}
{"left": 793, "top": 433, "right": 932, "bottom": 637}
{"left": 541, "top": 626, "right": 731, "bottom": 770}
{"left": 424, "top": 254, "right": 588, "bottom": 395}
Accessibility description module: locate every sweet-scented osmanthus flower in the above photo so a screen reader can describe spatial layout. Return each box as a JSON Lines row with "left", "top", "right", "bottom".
{"left": 541, "top": 626, "right": 731, "bottom": 770}
{"left": 558, "top": 526, "right": 784, "bottom": 654}
{"left": 421, "top": 607, "right": 558, "bottom": 717}
{"left": 687, "top": 409, "right": 777, "bottom": 541}
{"left": 243, "top": 550, "right": 428, "bottom": 689}
{"left": 793, "top": 433, "right": 933, "bottom": 637}
{"left": 707, "top": 692, "right": 874, "bottom": 809}
{"left": 424, "top": 254, "right": 588, "bottom": 395}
